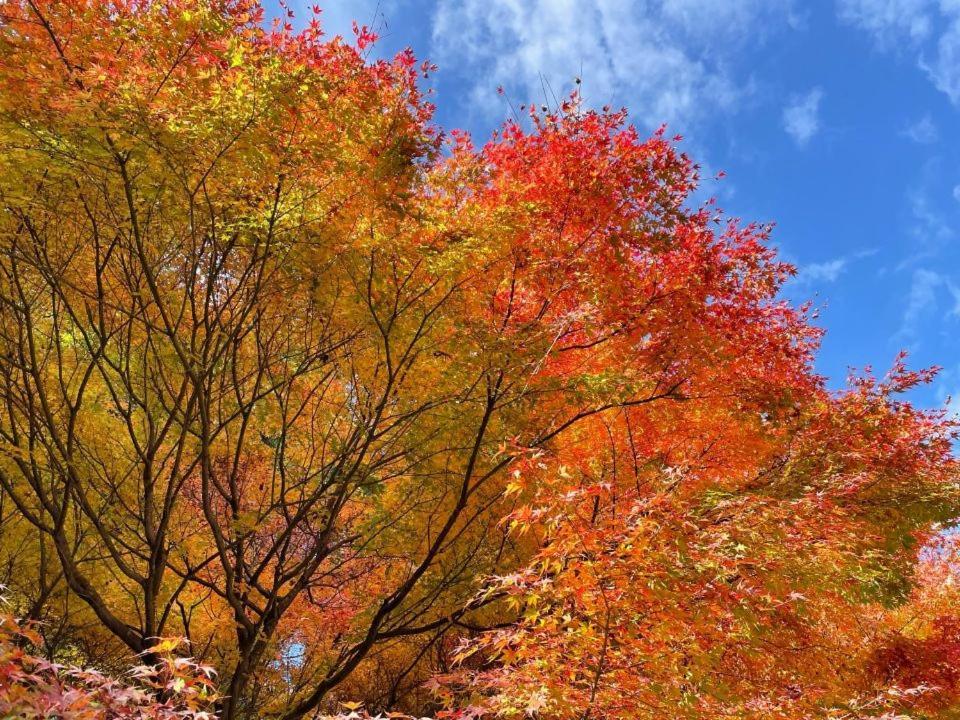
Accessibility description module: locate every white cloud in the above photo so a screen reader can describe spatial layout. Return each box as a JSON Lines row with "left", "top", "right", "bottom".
{"left": 838, "top": 0, "right": 960, "bottom": 106}
{"left": 895, "top": 163, "right": 956, "bottom": 269}
{"left": 953, "top": 184, "right": 960, "bottom": 202}
{"left": 793, "top": 248, "right": 877, "bottom": 286}
{"left": 660, "top": 0, "right": 793, "bottom": 42}
{"left": 902, "top": 114, "right": 939, "bottom": 143}
{"left": 837, "top": 0, "right": 933, "bottom": 47}
{"left": 800, "top": 258, "right": 847, "bottom": 283}
{"left": 909, "top": 185, "right": 954, "bottom": 244}
{"left": 898, "top": 268, "right": 960, "bottom": 338}
{"left": 430, "top": 0, "right": 795, "bottom": 131}
{"left": 923, "top": 15, "right": 960, "bottom": 104}
{"left": 782, "top": 87, "right": 824, "bottom": 146}
{"left": 900, "top": 268, "right": 943, "bottom": 338}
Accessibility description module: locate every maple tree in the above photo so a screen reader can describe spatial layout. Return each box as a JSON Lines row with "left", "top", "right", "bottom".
{"left": 436, "top": 361, "right": 959, "bottom": 719}
{"left": 0, "top": 1, "right": 956, "bottom": 719}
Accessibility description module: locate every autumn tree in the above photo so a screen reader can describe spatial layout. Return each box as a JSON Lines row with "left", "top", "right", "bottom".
{"left": 0, "top": 2, "right": 956, "bottom": 720}
{"left": 437, "top": 359, "right": 959, "bottom": 719}
{"left": 0, "top": 0, "right": 518, "bottom": 715}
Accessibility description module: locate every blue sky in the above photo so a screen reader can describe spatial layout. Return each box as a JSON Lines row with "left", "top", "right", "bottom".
{"left": 277, "top": 0, "right": 960, "bottom": 410}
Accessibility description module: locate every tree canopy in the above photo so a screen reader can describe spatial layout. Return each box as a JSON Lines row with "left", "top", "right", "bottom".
{"left": 0, "top": 2, "right": 957, "bottom": 719}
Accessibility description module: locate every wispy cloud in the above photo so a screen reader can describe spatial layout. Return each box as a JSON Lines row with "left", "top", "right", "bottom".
{"left": 793, "top": 248, "right": 877, "bottom": 286}
{"left": 837, "top": 0, "right": 933, "bottom": 47}
{"left": 430, "top": 0, "right": 795, "bottom": 131}
{"left": 802, "top": 258, "right": 848, "bottom": 283}
{"left": 898, "top": 268, "right": 960, "bottom": 340}
{"left": 901, "top": 114, "right": 939, "bottom": 143}
{"left": 909, "top": 185, "right": 954, "bottom": 245}
{"left": 892, "top": 160, "right": 956, "bottom": 270}
{"left": 922, "top": 16, "right": 960, "bottom": 104}
{"left": 902, "top": 268, "right": 942, "bottom": 338}
{"left": 838, "top": 0, "right": 960, "bottom": 106}
{"left": 782, "top": 87, "right": 824, "bottom": 146}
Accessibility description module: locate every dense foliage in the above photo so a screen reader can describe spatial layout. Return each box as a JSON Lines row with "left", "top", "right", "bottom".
{"left": 0, "top": 1, "right": 957, "bottom": 718}
{"left": 0, "top": 611, "right": 219, "bottom": 718}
